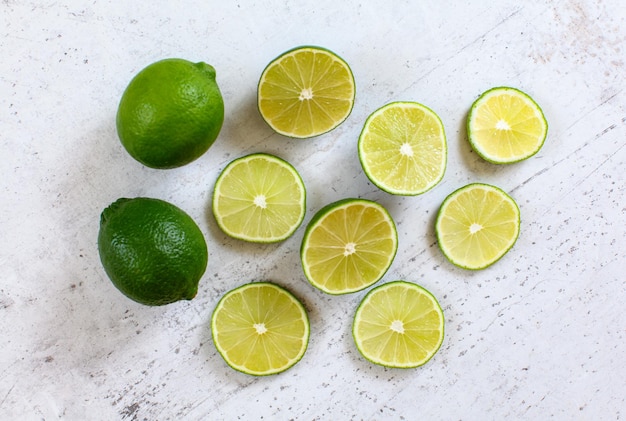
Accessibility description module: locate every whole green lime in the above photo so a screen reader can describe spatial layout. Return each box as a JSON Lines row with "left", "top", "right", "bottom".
{"left": 98, "top": 197, "right": 208, "bottom": 306}
{"left": 116, "top": 58, "right": 224, "bottom": 169}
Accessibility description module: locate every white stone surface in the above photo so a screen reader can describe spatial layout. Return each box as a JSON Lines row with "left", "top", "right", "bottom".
{"left": 2, "top": 1, "right": 625, "bottom": 419}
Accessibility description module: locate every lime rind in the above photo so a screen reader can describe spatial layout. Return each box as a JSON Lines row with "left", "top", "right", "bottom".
{"left": 257, "top": 45, "right": 356, "bottom": 139}
{"left": 98, "top": 197, "right": 208, "bottom": 306}
{"left": 300, "top": 198, "right": 399, "bottom": 295}
{"left": 467, "top": 86, "right": 548, "bottom": 164}
{"left": 212, "top": 153, "right": 307, "bottom": 243}
{"left": 211, "top": 282, "right": 310, "bottom": 376}
{"left": 352, "top": 281, "right": 445, "bottom": 368}
{"left": 358, "top": 101, "right": 447, "bottom": 196}
{"left": 435, "top": 183, "right": 521, "bottom": 270}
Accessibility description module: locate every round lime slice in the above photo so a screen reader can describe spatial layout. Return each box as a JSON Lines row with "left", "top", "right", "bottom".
{"left": 435, "top": 183, "right": 520, "bottom": 270}
{"left": 359, "top": 101, "right": 447, "bottom": 195}
{"left": 300, "top": 198, "right": 398, "bottom": 294}
{"left": 211, "top": 282, "right": 310, "bottom": 376}
{"left": 467, "top": 86, "right": 548, "bottom": 164}
{"left": 257, "top": 46, "right": 356, "bottom": 138}
{"left": 353, "top": 281, "right": 445, "bottom": 368}
{"left": 212, "top": 153, "right": 306, "bottom": 243}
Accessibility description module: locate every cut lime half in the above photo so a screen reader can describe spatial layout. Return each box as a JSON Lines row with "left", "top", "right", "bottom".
{"left": 467, "top": 87, "right": 547, "bottom": 164}
{"left": 211, "top": 282, "right": 310, "bottom": 376}
{"left": 353, "top": 281, "right": 445, "bottom": 368}
{"left": 257, "top": 46, "right": 356, "bottom": 138}
{"left": 435, "top": 183, "right": 520, "bottom": 270}
{"left": 212, "top": 153, "right": 306, "bottom": 243}
{"left": 300, "top": 198, "right": 398, "bottom": 295}
{"left": 359, "top": 101, "right": 447, "bottom": 195}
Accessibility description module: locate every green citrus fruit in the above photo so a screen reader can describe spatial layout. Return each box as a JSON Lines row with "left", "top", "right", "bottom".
{"left": 116, "top": 58, "right": 224, "bottom": 169}
{"left": 358, "top": 101, "right": 447, "bottom": 195}
{"left": 467, "top": 86, "right": 548, "bottom": 164}
{"left": 257, "top": 46, "right": 356, "bottom": 138}
{"left": 435, "top": 183, "right": 520, "bottom": 270}
{"left": 212, "top": 153, "right": 307, "bottom": 243}
{"left": 353, "top": 281, "right": 445, "bottom": 368}
{"left": 211, "top": 282, "right": 310, "bottom": 376}
{"left": 98, "top": 197, "right": 208, "bottom": 305}
{"left": 300, "top": 198, "right": 398, "bottom": 294}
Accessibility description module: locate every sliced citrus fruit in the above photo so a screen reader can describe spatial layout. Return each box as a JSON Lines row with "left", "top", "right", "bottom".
{"left": 211, "top": 282, "right": 310, "bottom": 376}
{"left": 358, "top": 101, "right": 447, "bottom": 195}
{"left": 467, "top": 86, "right": 548, "bottom": 164}
{"left": 435, "top": 183, "right": 520, "bottom": 270}
{"left": 353, "top": 281, "right": 445, "bottom": 368}
{"left": 257, "top": 46, "right": 356, "bottom": 138}
{"left": 300, "top": 198, "right": 398, "bottom": 295}
{"left": 212, "top": 153, "right": 306, "bottom": 243}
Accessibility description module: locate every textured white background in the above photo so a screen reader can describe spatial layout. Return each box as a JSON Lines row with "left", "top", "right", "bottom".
{"left": 2, "top": 1, "right": 625, "bottom": 419}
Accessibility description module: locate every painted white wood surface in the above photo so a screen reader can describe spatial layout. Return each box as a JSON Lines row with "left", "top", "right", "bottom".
{"left": 2, "top": 1, "right": 625, "bottom": 419}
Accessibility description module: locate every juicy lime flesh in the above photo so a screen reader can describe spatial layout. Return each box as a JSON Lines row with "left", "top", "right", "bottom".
{"left": 353, "top": 281, "right": 444, "bottom": 368}
{"left": 359, "top": 102, "right": 446, "bottom": 195}
{"left": 436, "top": 184, "right": 520, "bottom": 269}
{"left": 258, "top": 47, "right": 355, "bottom": 138}
{"left": 469, "top": 88, "right": 547, "bottom": 163}
{"left": 98, "top": 197, "right": 208, "bottom": 306}
{"left": 116, "top": 59, "right": 224, "bottom": 169}
{"left": 213, "top": 154, "right": 306, "bottom": 242}
{"left": 211, "top": 283, "right": 309, "bottom": 376}
{"left": 302, "top": 200, "right": 398, "bottom": 294}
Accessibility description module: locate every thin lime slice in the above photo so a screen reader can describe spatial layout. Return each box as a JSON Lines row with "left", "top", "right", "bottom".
{"left": 300, "top": 198, "right": 398, "bottom": 295}
{"left": 353, "top": 281, "right": 445, "bottom": 368}
{"left": 211, "top": 282, "right": 310, "bottom": 376}
{"left": 257, "top": 46, "right": 356, "bottom": 138}
{"left": 435, "top": 183, "right": 520, "bottom": 270}
{"left": 467, "top": 86, "right": 548, "bottom": 164}
{"left": 212, "top": 153, "right": 306, "bottom": 243}
{"left": 358, "top": 101, "right": 447, "bottom": 195}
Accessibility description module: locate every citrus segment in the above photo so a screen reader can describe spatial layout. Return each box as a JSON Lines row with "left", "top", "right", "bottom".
{"left": 467, "top": 87, "right": 547, "bottom": 164}
{"left": 435, "top": 183, "right": 520, "bottom": 270}
{"left": 300, "top": 199, "right": 398, "bottom": 294}
{"left": 258, "top": 46, "right": 355, "bottom": 138}
{"left": 359, "top": 102, "right": 447, "bottom": 195}
{"left": 212, "top": 153, "right": 306, "bottom": 243}
{"left": 353, "top": 281, "right": 445, "bottom": 368}
{"left": 211, "top": 282, "right": 310, "bottom": 376}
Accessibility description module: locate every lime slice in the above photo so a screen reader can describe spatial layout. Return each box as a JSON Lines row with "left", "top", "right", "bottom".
{"left": 358, "top": 102, "right": 447, "bottom": 195}
{"left": 300, "top": 198, "right": 398, "bottom": 295}
{"left": 212, "top": 153, "right": 306, "bottom": 243}
{"left": 435, "top": 183, "right": 520, "bottom": 270}
{"left": 211, "top": 282, "right": 310, "bottom": 376}
{"left": 467, "top": 87, "right": 548, "bottom": 164}
{"left": 353, "top": 281, "right": 445, "bottom": 368}
{"left": 257, "top": 46, "right": 356, "bottom": 138}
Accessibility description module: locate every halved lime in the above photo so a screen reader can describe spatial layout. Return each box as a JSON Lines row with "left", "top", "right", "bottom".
{"left": 358, "top": 101, "right": 447, "bottom": 195}
{"left": 211, "top": 282, "right": 310, "bottom": 376}
{"left": 257, "top": 46, "right": 356, "bottom": 138}
{"left": 352, "top": 281, "right": 445, "bottom": 368}
{"left": 435, "top": 183, "right": 520, "bottom": 270}
{"left": 300, "top": 198, "right": 398, "bottom": 295}
{"left": 212, "top": 153, "right": 306, "bottom": 243}
{"left": 467, "top": 87, "right": 548, "bottom": 164}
